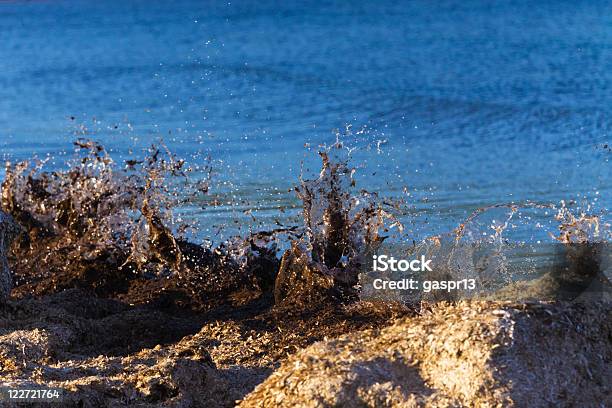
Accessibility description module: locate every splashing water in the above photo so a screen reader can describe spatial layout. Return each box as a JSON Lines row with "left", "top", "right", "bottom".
{"left": 1, "top": 140, "right": 203, "bottom": 275}
{"left": 0, "top": 140, "right": 281, "bottom": 300}
{"left": 0, "top": 139, "right": 609, "bottom": 305}
{"left": 391, "top": 201, "right": 612, "bottom": 302}
{"left": 274, "top": 140, "right": 404, "bottom": 303}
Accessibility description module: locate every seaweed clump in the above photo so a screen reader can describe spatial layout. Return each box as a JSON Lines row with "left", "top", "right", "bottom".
{"left": 241, "top": 301, "right": 611, "bottom": 407}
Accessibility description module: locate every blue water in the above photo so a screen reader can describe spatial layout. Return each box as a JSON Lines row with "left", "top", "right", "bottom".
{"left": 1, "top": 0, "right": 611, "bottom": 242}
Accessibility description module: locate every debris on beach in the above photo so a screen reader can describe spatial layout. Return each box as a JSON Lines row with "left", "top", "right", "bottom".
{"left": 0, "top": 289, "right": 412, "bottom": 407}
{"left": 240, "top": 301, "right": 612, "bottom": 407}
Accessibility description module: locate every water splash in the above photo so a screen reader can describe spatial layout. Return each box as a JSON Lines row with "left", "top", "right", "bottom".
{"left": 275, "top": 141, "right": 404, "bottom": 303}
{"left": 0, "top": 140, "right": 280, "bottom": 300}
{"left": 400, "top": 201, "right": 611, "bottom": 302}
{"left": 2, "top": 140, "right": 198, "bottom": 274}
{"left": 1, "top": 138, "right": 609, "bottom": 305}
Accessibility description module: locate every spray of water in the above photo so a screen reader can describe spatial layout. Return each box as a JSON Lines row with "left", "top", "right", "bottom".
{"left": 1, "top": 140, "right": 279, "bottom": 301}
{"left": 401, "top": 201, "right": 611, "bottom": 302}
{"left": 1, "top": 138, "right": 608, "bottom": 306}
{"left": 275, "top": 141, "right": 404, "bottom": 303}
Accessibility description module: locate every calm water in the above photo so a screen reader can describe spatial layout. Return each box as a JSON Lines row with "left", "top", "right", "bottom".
{"left": 1, "top": 0, "right": 611, "bottom": 242}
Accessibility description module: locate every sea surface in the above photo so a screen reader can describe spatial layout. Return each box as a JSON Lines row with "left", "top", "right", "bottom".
{"left": 1, "top": 0, "right": 610, "bottom": 243}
